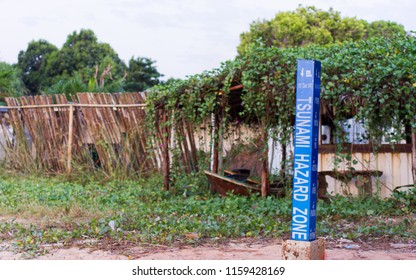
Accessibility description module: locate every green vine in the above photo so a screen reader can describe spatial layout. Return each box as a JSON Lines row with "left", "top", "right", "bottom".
{"left": 147, "top": 34, "right": 416, "bottom": 178}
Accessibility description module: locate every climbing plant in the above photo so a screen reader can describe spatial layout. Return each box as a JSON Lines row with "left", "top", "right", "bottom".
{"left": 147, "top": 34, "right": 416, "bottom": 180}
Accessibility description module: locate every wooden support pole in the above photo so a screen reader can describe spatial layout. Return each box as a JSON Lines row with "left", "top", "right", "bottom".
{"left": 412, "top": 128, "right": 416, "bottom": 185}
{"left": 280, "top": 142, "right": 287, "bottom": 178}
{"left": 218, "top": 129, "right": 223, "bottom": 173}
{"left": 67, "top": 105, "right": 74, "bottom": 173}
{"left": 261, "top": 126, "right": 270, "bottom": 197}
{"left": 261, "top": 160, "right": 269, "bottom": 197}
{"left": 162, "top": 109, "right": 170, "bottom": 191}
{"left": 186, "top": 120, "right": 199, "bottom": 172}
{"left": 210, "top": 113, "right": 219, "bottom": 174}
{"left": 229, "top": 84, "right": 244, "bottom": 91}
{"left": 0, "top": 104, "right": 147, "bottom": 109}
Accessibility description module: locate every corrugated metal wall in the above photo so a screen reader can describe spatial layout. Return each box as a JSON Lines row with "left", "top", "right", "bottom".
{"left": 319, "top": 152, "right": 413, "bottom": 198}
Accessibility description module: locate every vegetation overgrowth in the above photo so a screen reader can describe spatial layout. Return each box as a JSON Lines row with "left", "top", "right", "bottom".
{"left": 147, "top": 34, "right": 416, "bottom": 181}
{"left": 149, "top": 34, "right": 416, "bottom": 146}
{"left": 237, "top": 5, "right": 407, "bottom": 55}
{"left": 0, "top": 173, "right": 415, "bottom": 257}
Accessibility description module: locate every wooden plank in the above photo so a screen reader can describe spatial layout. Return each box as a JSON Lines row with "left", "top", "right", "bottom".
{"left": 204, "top": 170, "right": 285, "bottom": 197}
{"left": 211, "top": 114, "right": 219, "bottom": 174}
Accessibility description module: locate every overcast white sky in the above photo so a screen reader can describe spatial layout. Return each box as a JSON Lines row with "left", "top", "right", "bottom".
{"left": 1, "top": 0, "right": 415, "bottom": 79}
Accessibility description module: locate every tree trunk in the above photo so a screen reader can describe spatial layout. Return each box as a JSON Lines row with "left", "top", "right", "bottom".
{"left": 261, "top": 126, "right": 269, "bottom": 197}
{"left": 280, "top": 142, "right": 287, "bottom": 179}
{"left": 412, "top": 128, "right": 416, "bottom": 185}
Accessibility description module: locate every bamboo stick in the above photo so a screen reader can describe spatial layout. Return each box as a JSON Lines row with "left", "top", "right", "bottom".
{"left": 162, "top": 109, "right": 170, "bottom": 191}
{"left": 0, "top": 104, "right": 146, "bottom": 109}
{"left": 67, "top": 105, "right": 74, "bottom": 173}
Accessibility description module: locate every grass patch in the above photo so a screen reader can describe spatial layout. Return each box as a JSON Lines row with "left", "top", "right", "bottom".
{"left": 0, "top": 172, "right": 415, "bottom": 256}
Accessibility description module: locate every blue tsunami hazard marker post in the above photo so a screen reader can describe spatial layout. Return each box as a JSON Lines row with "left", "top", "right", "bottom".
{"left": 291, "top": 60, "right": 321, "bottom": 242}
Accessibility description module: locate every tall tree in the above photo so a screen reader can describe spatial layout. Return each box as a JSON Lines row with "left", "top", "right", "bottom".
{"left": 17, "top": 39, "right": 57, "bottom": 94}
{"left": 367, "top": 20, "right": 407, "bottom": 38}
{"left": 124, "top": 57, "right": 162, "bottom": 92}
{"left": 17, "top": 29, "right": 164, "bottom": 95}
{"left": 0, "top": 62, "right": 25, "bottom": 98}
{"left": 237, "top": 6, "right": 407, "bottom": 55}
{"left": 44, "top": 29, "right": 126, "bottom": 89}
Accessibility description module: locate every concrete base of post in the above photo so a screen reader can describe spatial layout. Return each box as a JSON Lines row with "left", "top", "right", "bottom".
{"left": 282, "top": 238, "right": 325, "bottom": 260}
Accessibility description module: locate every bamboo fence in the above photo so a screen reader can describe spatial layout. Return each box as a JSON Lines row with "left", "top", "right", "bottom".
{"left": 0, "top": 93, "right": 200, "bottom": 188}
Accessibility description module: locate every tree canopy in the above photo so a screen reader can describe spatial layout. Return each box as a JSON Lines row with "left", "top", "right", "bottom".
{"left": 237, "top": 6, "right": 407, "bottom": 55}
{"left": 44, "top": 29, "right": 126, "bottom": 85}
{"left": 0, "top": 62, "right": 25, "bottom": 98}
{"left": 16, "top": 29, "right": 162, "bottom": 95}
{"left": 124, "top": 57, "right": 163, "bottom": 92}
{"left": 17, "top": 39, "right": 58, "bottom": 94}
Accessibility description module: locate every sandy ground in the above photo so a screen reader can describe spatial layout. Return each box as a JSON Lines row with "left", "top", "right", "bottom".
{"left": 1, "top": 238, "right": 415, "bottom": 260}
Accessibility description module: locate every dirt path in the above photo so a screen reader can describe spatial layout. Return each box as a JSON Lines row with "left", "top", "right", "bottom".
{"left": 1, "top": 238, "right": 415, "bottom": 260}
